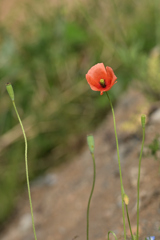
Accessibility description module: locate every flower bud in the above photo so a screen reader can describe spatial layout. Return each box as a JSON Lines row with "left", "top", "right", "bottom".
{"left": 123, "top": 194, "right": 129, "bottom": 205}
{"left": 87, "top": 135, "right": 95, "bottom": 153}
{"left": 141, "top": 114, "right": 146, "bottom": 128}
{"left": 6, "top": 83, "right": 14, "bottom": 101}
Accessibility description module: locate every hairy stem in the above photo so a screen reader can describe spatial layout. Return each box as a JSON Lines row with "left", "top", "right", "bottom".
{"left": 106, "top": 92, "right": 126, "bottom": 240}
{"left": 12, "top": 101, "right": 37, "bottom": 240}
{"left": 136, "top": 127, "right": 145, "bottom": 240}
{"left": 87, "top": 152, "right": 96, "bottom": 240}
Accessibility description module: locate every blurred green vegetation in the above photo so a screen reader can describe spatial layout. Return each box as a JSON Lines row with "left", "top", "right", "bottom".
{"left": 148, "top": 135, "right": 160, "bottom": 157}
{"left": 148, "top": 135, "right": 160, "bottom": 173}
{"left": 0, "top": 0, "right": 160, "bottom": 223}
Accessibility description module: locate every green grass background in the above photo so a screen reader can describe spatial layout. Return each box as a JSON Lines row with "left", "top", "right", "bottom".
{"left": 0, "top": 0, "right": 160, "bottom": 223}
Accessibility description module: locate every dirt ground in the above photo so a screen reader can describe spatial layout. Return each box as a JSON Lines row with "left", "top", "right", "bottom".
{"left": 0, "top": 87, "right": 159, "bottom": 240}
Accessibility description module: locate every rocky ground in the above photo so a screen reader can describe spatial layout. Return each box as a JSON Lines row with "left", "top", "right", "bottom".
{"left": 0, "top": 87, "right": 160, "bottom": 240}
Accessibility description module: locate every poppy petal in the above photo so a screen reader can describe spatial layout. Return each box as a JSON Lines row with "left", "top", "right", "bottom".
{"left": 106, "top": 66, "right": 117, "bottom": 84}
{"left": 86, "top": 74, "right": 100, "bottom": 90}
{"left": 87, "top": 63, "right": 107, "bottom": 82}
{"left": 86, "top": 63, "right": 117, "bottom": 94}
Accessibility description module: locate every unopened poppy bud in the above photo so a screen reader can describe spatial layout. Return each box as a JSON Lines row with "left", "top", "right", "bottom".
{"left": 141, "top": 114, "right": 146, "bottom": 128}
{"left": 87, "top": 135, "right": 95, "bottom": 153}
{"left": 6, "top": 83, "right": 14, "bottom": 101}
{"left": 123, "top": 194, "right": 129, "bottom": 205}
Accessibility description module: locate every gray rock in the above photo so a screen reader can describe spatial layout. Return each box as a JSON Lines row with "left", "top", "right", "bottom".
{"left": 32, "top": 173, "right": 57, "bottom": 187}
{"left": 150, "top": 108, "right": 160, "bottom": 122}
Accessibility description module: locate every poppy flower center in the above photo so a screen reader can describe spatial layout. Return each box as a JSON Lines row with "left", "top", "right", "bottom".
{"left": 99, "top": 79, "right": 106, "bottom": 88}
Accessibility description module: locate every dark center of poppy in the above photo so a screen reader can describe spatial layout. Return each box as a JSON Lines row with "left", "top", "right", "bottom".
{"left": 99, "top": 79, "right": 106, "bottom": 88}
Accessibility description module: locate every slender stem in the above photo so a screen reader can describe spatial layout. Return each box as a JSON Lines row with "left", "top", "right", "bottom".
{"left": 12, "top": 101, "right": 37, "bottom": 240}
{"left": 125, "top": 204, "right": 134, "bottom": 240}
{"left": 87, "top": 152, "right": 96, "bottom": 240}
{"left": 108, "top": 231, "right": 118, "bottom": 240}
{"left": 106, "top": 92, "right": 126, "bottom": 240}
{"left": 136, "top": 127, "right": 145, "bottom": 240}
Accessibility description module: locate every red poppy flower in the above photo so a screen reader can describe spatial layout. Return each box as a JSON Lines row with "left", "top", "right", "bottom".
{"left": 86, "top": 63, "right": 117, "bottom": 95}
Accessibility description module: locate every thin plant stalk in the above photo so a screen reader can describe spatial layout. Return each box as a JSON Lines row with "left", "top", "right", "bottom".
{"left": 87, "top": 152, "right": 96, "bottom": 240}
{"left": 12, "top": 100, "right": 37, "bottom": 240}
{"left": 136, "top": 126, "right": 145, "bottom": 240}
{"left": 108, "top": 231, "right": 118, "bottom": 240}
{"left": 106, "top": 92, "right": 126, "bottom": 240}
{"left": 125, "top": 204, "right": 134, "bottom": 240}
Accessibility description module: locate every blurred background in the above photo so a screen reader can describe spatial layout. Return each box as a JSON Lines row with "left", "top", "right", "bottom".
{"left": 0, "top": 0, "right": 160, "bottom": 227}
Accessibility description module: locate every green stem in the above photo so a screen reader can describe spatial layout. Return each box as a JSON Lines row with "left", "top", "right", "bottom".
{"left": 12, "top": 101, "right": 37, "bottom": 240}
{"left": 106, "top": 92, "right": 126, "bottom": 240}
{"left": 125, "top": 204, "right": 134, "bottom": 240}
{"left": 108, "top": 231, "right": 118, "bottom": 240}
{"left": 136, "top": 127, "right": 145, "bottom": 240}
{"left": 87, "top": 152, "right": 96, "bottom": 240}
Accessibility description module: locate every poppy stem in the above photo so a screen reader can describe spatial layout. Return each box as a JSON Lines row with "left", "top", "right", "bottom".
{"left": 136, "top": 123, "right": 145, "bottom": 240}
{"left": 12, "top": 101, "right": 38, "bottom": 240}
{"left": 125, "top": 204, "right": 134, "bottom": 240}
{"left": 106, "top": 92, "right": 126, "bottom": 240}
{"left": 107, "top": 231, "right": 118, "bottom": 240}
{"left": 86, "top": 152, "right": 96, "bottom": 240}
{"left": 6, "top": 83, "right": 38, "bottom": 240}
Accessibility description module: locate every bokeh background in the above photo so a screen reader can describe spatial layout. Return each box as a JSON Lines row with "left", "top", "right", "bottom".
{"left": 0, "top": 0, "right": 160, "bottom": 226}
